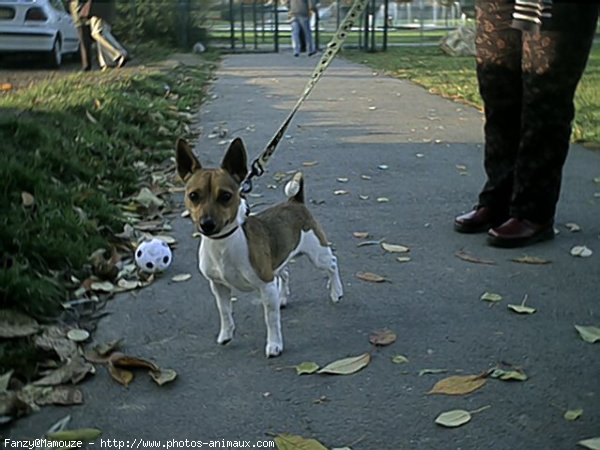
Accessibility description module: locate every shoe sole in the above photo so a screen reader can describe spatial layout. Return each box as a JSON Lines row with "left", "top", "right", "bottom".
{"left": 487, "top": 227, "right": 555, "bottom": 248}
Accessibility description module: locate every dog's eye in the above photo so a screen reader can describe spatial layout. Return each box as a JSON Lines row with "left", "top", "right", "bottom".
{"left": 218, "top": 191, "right": 232, "bottom": 204}
{"left": 188, "top": 191, "right": 200, "bottom": 203}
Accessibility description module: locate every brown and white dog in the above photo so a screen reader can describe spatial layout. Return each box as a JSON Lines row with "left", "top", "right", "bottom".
{"left": 176, "top": 137, "right": 343, "bottom": 357}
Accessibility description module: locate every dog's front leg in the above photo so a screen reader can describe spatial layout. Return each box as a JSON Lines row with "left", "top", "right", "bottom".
{"left": 209, "top": 281, "right": 235, "bottom": 345}
{"left": 261, "top": 281, "right": 283, "bottom": 357}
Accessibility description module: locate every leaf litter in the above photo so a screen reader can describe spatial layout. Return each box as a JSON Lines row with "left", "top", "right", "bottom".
{"left": 428, "top": 374, "right": 487, "bottom": 396}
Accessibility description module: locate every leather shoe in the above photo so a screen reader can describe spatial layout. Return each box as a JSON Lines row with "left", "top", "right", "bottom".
{"left": 488, "top": 218, "right": 554, "bottom": 248}
{"left": 454, "top": 207, "right": 507, "bottom": 234}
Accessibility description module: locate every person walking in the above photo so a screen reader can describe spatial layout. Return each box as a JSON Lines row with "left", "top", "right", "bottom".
{"left": 288, "top": 0, "right": 318, "bottom": 57}
{"left": 88, "top": 0, "right": 128, "bottom": 70}
{"left": 69, "top": 0, "right": 93, "bottom": 71}
{"left": 454, "top": 0, "right": 599, "bottom": 248}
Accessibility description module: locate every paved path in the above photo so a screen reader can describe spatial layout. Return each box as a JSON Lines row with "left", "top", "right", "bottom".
{"left": 9, "top": 52, "right": 600, "bottom": 450}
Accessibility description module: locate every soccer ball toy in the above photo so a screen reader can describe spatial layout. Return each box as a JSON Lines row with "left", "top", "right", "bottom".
{"left": 135, "top": 238, "right": 172, "bottom": 273}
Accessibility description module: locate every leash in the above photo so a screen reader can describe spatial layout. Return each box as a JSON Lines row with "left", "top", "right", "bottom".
{"left": 241, "top": 0, "right": 369, "bottom": 194}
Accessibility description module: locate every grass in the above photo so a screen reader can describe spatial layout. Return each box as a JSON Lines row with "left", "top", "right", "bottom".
{"left": 0, "top": 48, "right": 218, "bottom": 377}
{"left": 343, "top": 43, "right": 600, "bottom": 147}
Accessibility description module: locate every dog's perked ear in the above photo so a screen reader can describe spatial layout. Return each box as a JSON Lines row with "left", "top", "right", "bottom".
{"left": 176, "top": 138, "right": 202, "bottom": 181}
{"left": 221, "top": 137, "right": 248, "bottom": 184}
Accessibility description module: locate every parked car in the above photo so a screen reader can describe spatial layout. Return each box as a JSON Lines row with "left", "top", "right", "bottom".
{"left": 0, "top": 0, "right": 79, "bottom": 67}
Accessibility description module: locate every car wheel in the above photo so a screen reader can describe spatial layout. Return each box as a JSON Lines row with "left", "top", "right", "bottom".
{"left": 48, "top": 37, "right": 62, "bottom": 68}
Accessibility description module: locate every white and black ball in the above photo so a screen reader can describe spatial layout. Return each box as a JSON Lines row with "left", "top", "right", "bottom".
{"left": 135, "top": 238, "right": 172, "bottom": 273}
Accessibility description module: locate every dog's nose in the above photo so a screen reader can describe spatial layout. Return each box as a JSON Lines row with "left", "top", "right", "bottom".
{"left": 200, "top": 217, "right": 216, "bottom": 235}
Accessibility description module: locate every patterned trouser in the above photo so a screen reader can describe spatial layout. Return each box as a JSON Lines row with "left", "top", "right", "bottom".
{"left": 476, "top": 0, "right": 598, "bottom": 223}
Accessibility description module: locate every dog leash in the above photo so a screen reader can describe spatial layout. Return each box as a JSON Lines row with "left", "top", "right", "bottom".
{"left": 241, "top": 0, "right": 369, "bottom": 194}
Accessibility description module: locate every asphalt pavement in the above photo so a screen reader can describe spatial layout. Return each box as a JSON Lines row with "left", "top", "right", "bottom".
{"left": 8, "top": 50, "right": 600, "bottom": 450}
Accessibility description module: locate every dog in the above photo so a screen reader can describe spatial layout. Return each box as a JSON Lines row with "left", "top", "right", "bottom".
{"left": 176, "top": 137, "right": 343, "bottom": 357}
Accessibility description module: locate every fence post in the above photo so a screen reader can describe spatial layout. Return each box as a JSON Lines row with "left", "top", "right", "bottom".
{"left": 229, "top": 0, "right": 235, "bottom": 50}
{"left": 176, "top": 0, "right": 190, "bottom": 49}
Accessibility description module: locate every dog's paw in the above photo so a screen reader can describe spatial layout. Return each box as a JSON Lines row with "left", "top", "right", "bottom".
{"left": 265, "top": 341, "right": 283, "bottom": 358}
{"left": 217, "top": 327, "right": 235, "bottom": 345}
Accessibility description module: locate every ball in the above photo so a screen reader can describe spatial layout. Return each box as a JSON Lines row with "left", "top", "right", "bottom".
{"left": 135, "top": 238, "right": 172, "bottom": 273}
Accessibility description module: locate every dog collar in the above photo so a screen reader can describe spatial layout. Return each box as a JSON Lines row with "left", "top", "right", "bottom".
{"left": 204, "top": 226, "right": 239, "bottom": 240}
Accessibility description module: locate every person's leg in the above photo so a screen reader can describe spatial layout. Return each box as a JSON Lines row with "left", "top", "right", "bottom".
{"left": 76, "top": 24, "right": 93, "bottom": 70}
{"left": 454, "top": 0, "right": 521, "bottom": 233}
{"left": 510, "top": 4, "right": 599, "bottom": 223}
{"left": 90, "top": 16, "right": 123, "bottom": 65}
{"left": 291, "top": 18, "right": 301, "bottom": 56}
{"left": 299, "top": 17, "right": 315, "bottom": 54}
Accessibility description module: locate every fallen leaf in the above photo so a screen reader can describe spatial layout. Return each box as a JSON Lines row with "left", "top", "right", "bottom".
{"left": 333, "top": 190, "right": 348, "bottom": 195}
{"left": 0, "top": 370, "right": 13, "bottom": 391}
{"left": 578, "top": 437, "right": 600, "bottom": 450}
{"left": 85, "top": 110, "right": 98, "bottom": 124}
{"left": 564, "top": 409, "right": 583, "bottom": 421}
{"left": 109, "top": 353, "right": 159, "bottom": 372}
{"left": 353, "top": 231, "right": 369, "bottom": 239}
{"left": 455, "top": 164, "right": 467, "bottom": 171}
{"left": 575, "top": 325, "right": 600, "bottom": 344}
{"left": 171, "top": 273, "right": 192, "bottom": 282}
{"left": 295, "top": 362, "right": 320, "bottom": 375}
{"left": 302, "top": 161, "right": 319, "bottom": 167}
{"left": 90, "top": 281, "right": 115, "bottom": 293}
{"left": 47, "top": 428, "right": 102, "bottom": 442}
{"left": 435, "top": 409, "right": 472, "bottom": 428}
{"left": 507, "top": 304, "right": 536, "bottom": 314}
{"left": 378, "top": 165, "right": 388, "bottom": 170}
{"left": 359, "top": 195, "right": 369, "bottom": 200}
{"left": 361, "top": 175, "right": 371, "bottom": 180}
{"left": 376, "top": 197, "right": 389, "bottom": 203}
{"left": 181, "top": 210, "right": 190, "bottom": 218}
{"left": 511, "top": 255, "right": 551, "bottom": 265}
{"left": 381, "top": 243, "right": 409, "bottom": 253}
{"left": 480, "top": 292, "right": 502, "bottom": 303}
{"left": 274, "top": 433, "right": 327, "bottom": 450}
{"left": 134, "top": 187, "right": 164, "bottom": 208}
{"left": 34, "top": 357, "right": 94, "bottom": 386}
{"left": 489, "top": 368, "right": 528, "bottom": 381}
{"left": 369, "top": 329, "right": 397, "bottom": 346}
{"left": 357, "top": 239, "right": 384, "bottom": 247}
{"left": 21, "top": 191, "right": 35, "bottom": 207}
{"left": 116, "top": 279, "right": 140, "bottom": 291}
{"left": 455, "top": 250, "right": 496, "bottom": 265}
{"left": 565, "top": 223, "right": 581, "bottom": 232}
{"left": 150, "top": 369, "right": 177, "bottom": 386}
{"left": 0, "top": 83, "right": 13, "bottom": 91}
{"left": 337, "top": 177, "right": 349, "bottom": 183}
{"left": 392, "top": 355, "right": 409, "bottom": 364}
{"left": 428, "top": 375, "right": 487, "bottom": 396}
{"left": 396, "top": 256, "right": 411, "bottom": 263}
{"left": 355, "top": 272, "right": 387, "bottom": 283}
{"left": 571, "top": 246, "right": 593, "bottom": 258}
{"left": 419, "top": 368, "right": 448, "bottom": 376}
{"left": 317, "top": 353, "right": 370, "bottom": 375}
{"left": 107, "top": 364, "right": 134, "bottom": 386}
{"left": 0, "top": 309, "right": 39, "bottom": 338}
{"left": 153, "top": 235, "right": 177, "bottom": 245}
{"left": 34, "top": 326, "right": 78, "bottom": 361}
{"left": 67, "top": 329, "right": 90, "bottom": 342}
{"left": 32, "top": 386, "right": 84, "bottom": 406}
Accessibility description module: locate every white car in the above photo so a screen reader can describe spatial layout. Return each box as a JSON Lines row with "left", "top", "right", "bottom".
{"left": 0, "top": 0, "right": 79, "bottom": 67}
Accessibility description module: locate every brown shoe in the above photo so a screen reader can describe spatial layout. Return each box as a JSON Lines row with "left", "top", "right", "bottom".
{"left": 454, "top": 207, "right": 507, "bottom": 234}
{"left": 488, "top": 218, "right": 554, "bottom": 248}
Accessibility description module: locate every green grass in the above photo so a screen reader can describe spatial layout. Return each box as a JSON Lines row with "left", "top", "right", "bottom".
{"left": 344, "top": 44, "right": 600, "bottom": 147}
{"left": 0, "top": 49, "right": 218, "bottom": 377}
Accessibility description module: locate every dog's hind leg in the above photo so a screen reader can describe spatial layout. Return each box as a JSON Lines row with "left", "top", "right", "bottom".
{"left": 210, "top": 281, "right": 235, "bottom": 345}
{"left": 301, "top": 231, "right": 343, "bottom": 303}
{"left": 260, "top": 281, "right": 284, "bottom": 357}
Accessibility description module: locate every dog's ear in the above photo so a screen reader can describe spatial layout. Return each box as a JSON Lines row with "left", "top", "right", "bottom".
{"left": 221, "top": 137, "right": 248, "bottom": 184}
{"left": 176, "top": 138, "right": 202, "bottom": 181}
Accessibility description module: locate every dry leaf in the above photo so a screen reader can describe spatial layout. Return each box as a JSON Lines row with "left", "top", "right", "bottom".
{"left": 511, "top": 255, "right": 551, "bottom": 265}
{"left": 47, "top": 428, "right": 102, "bottom": 442}
{"left": 108, "top": 364, "right": 134, "bottom": 386}
{"left": 0, "top": 370, "right": 13, "bottom": 391}
{"left": 361, "top": 175, "right": 371, "bottom": 180}
{"left": 67, "top": 329, "right": 90, "bottom": 342}
{"left": 357, "top": 239, "right": 383, "bottom": 247}
{"left": 317, "top": 353, "right": 370, "bottom": 375}
{"left": 376, "top": 197, "right": 389, "bottom": 203}
{"left": 302, "top": 161, "right": 319, "bottom": 167}
{"left": 480, "top": 292, "right": 502, "bottom": 303}
{"left": 134, "top": 187, "right": 164, "bottom": 208}
{"left": 150, "top": 369, "right": 177, "bottom": 386}
{"left": 428, "top": 375, "right": 487, "bottom": 396}
{"left": 369, "top": 329, "right": 397, "bottom": 346}
{"left": 489, "top": 368, "right": 528, "bottom": 381}
{"left": 419, "top": 368, "right": 447, "bottom": 376}
{"left": 90, "top": 281, "right": 115, "bottom": 293}
{"left": 359, "top": 195, "right": 369, "bottom": 200}
{"left": 355, "top": 271, "right": 386, "bottom": 283}
{"left": 274, "top": 433, "right": 327, "bottom": 450}
{"left": 34, "top": 357, "right": 94, "bottom": 386}
{"left": 564, "top": 409, "right": 583, "bottom": 421}
{"left": 578, "top": 437, "right": 600, "bottom": 450}
{"left": 33, "top": 386, "right": 83, "bottom": 406}
{"left": 571, "top": 246, "right": 593, "bottom": 258}
{"left": 455, "top": 250, "right": 496, "bottom": 265}
{"left": 337, "top": 177, "right": 349, "bottom": 183}
{"left": 396, "top": 256, "right": 411, "bottom": 263}
{"left": 295, "top": 362, "right": 320, "bottom": 375}
{"left": 575, "top": 325, "right": 600, "bottom": 344}
{"left": 85, "top": 110, "right": 98, "bottom": 124}
{"left": 353, "top": 231, "right": 369, "bottom": 239}
{"left": 0, "top": 83, "right": 13, "bottom": 91}
{"left": 381, "top": 243, "right": 409, "bottom": 253}
{"left": 378, "top": 165, "right": 389, "bottom": 170}
{"left": 0, "top": 309, "right": 39, "bottom": 338}
{"left": 171, "top": 273, "right": 192, "bottom": 282}
{"left": 21, "top": 191, "right": 35, "bottom": 207}
{"left": 333, "top": 190, "right": 348, "bottom": 195}
{"left": 435, "top": 409, "right": 472, "bottom": 428}
{"left": 109, "top": 353, "right": 160, "bottom": 372}
{"left": 565, "top": 223, "right": 581, "bottom": 232}
{"left": 507, "top": 304, "right": 536, "bottom": 314}
{"left": 392, "top": 355, "right": 409, "bottom": 364}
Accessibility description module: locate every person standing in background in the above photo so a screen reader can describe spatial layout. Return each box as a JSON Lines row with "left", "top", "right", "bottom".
{"left": 288, "top": 0, "right": 318, "bottom": 57}
{"left": 89, "top": 0, "right": 128, "bottom": 70}
{"left": 454, "top": 0, "right": 599, "bottom": 248}
{"left": 69, "top": 0, "right": 93, "bottom": 71}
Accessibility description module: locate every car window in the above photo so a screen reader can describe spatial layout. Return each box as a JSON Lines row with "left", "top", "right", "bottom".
{"left": 50, "top": 0, "right": 66, "bottom": 12}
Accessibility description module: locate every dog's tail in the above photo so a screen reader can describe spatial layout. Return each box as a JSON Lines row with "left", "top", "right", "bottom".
{"left": 284, "top": 172, "right": 304, "bottom": 203}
